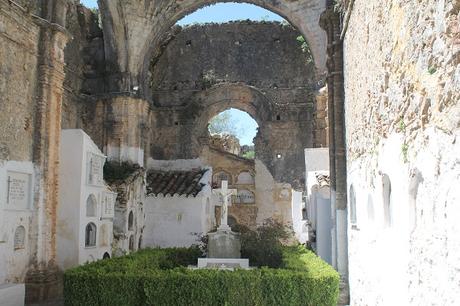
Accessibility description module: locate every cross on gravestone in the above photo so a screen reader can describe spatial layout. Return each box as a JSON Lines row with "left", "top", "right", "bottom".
{"left": 212, "top": 180, "right": 237, "bottom": 231}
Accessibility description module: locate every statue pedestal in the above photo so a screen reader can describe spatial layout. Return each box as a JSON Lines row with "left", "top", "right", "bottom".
{"left": 197, "top": 258, "right": 249, "bottom": 270}
{"left": 208, "top": 230, "right": 241, "bottom": 259}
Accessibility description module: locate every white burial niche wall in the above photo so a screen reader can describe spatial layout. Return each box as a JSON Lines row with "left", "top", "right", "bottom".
{"left": 0, "top": 159, "right": 35, "bottom": 285}
{"left": 57, "top": 129, "right": 116, "bottom": 270}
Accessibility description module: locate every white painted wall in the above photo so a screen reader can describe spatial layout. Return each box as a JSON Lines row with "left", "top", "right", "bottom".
{"left": 144, "top": 195, "right": 212, "bottom": 248}
{"left": 113, "top": 174, "right": 145, "bottom": 256}
{"left": 0, "top": 160, "right": 35, "bottom": 284}
{"left": 347, "top": 129, "right": 460, "bottom": 305}
{"left": 304, "top": 149, "right": 333, "bottom": 265}
{"left": 291, "top": 190, "right": 307, "bottom": 243}
{"left": 143, "top": 162, "right": 213, "bottom": 248}
{"left": 0, "top": 283, "right": 25, "bottom": 306}
{"left": 58, "top": 130, "right": 116, "bottom": 270}
{"left": 105, "top": 145, "right": 144, "bottom": 167}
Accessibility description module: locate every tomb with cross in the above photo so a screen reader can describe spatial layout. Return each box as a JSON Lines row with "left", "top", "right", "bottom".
{"left": 212, "top": 180, "right": 237, "bottom": 231}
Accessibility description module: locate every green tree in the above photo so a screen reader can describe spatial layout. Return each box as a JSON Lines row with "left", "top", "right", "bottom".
{"left": 208, "top": 111, "right": 241, "bottom": 136}
{"left": 296, "top": 36, "right": 313, "bottom": 64}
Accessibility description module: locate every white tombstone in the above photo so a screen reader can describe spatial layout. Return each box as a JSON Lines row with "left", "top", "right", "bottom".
{"left": 212, "top": 181, "right": 237, "bottom": 231}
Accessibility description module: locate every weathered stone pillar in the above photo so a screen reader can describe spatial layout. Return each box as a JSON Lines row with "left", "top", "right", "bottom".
{"left": 97, "top": 96, "right": 151, "bottom": 166}
{"left": 25, "top": 0, "right": 70, "bottom": 303}
{"left": 320, "top": 6, "right": 349, "bottom": 305}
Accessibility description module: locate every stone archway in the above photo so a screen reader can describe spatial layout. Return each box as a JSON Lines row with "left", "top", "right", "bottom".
{"left": 98, "top": 0, "right": 326, "bottom": 96}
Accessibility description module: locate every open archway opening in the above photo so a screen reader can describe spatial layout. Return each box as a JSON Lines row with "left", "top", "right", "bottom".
{"left": 207, "top": 108, "right": 258, "bottom": 160}
{"left": 139, "top": 0, "right": 321, "bottom": 101}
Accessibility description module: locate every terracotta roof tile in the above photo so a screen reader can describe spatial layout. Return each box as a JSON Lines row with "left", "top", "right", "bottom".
{"left": 146, "top": 169, "right": 208, "bottom": 197}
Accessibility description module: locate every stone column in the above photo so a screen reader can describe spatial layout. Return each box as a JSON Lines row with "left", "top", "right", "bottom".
{"left": 99, "top": 96, "right": 151, "bottom": 166}
{"left": 26, "top": 1, "right": 70, "bottom": 303}
{"left": 320, "top": 6, "right": 349, "bottom": 305}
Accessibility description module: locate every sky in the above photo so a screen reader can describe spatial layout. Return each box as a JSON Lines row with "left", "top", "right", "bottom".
{"left": 81, "top": 1, "right": 278, "bottom": 145}
{"left": 209, "top": 109, "right": 258, "bottom": 146}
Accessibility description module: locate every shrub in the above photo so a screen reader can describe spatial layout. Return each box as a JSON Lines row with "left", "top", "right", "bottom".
{"left": 103, "top": 161, "right": 140, "bottom": 183}
{"left": 237, "top": 219, "right": 294, "bottom": 268}
{"left": 64, "top": 246, "right": 339, "bottom": 306}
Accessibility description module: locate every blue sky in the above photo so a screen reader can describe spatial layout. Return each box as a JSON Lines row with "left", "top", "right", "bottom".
{"left": 81, "top": 1, "right": 283, "bottom": 24}
{"left": 81, "top": 0, "right": 97, "bottom": 8}
{"left": 210, "top": 109, "right": 258, "bottom": 146}
{"left": 81, "top": 1, "right": 275, "bottom": 145}
{"left": 177, "top": 3, "right": 283, "bottom": 25}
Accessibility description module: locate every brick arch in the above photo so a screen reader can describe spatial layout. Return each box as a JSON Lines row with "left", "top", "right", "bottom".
{"left": 99, "top": 0, "right": 326, "bottom": 95}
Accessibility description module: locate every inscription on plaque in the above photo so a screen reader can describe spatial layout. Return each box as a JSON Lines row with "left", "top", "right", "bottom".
{"left": 88, "top": 153, "right": 104, "bottom": 186}
{"left": 7, "top": 172, "right": 31, "bottom": 208}
{"left": 14, "top": 226, "right": 26, "bottom": 250}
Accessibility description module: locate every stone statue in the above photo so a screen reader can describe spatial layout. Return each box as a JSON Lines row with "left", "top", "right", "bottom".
{"left": 212, "top": 180, "right": 237, "bottom": 231}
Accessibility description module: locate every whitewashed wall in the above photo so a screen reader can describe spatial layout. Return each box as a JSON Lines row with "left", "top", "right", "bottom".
{"left": 143, "top": 195, "right": 211, "bottom": 248}
{"left": 57, "top": 130, "right": 115, "bottom": 270}
{"left": 0, "top": 160, "right": 35, "bottom": 284}
{"left": 347, "top": 130, "right": 460, "bottom": 305}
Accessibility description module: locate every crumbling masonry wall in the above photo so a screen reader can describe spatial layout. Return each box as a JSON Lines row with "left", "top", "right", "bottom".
{"left": 149, "top": 22, "right": 317, "bottom": 188}
{"left": 343, "top": 0, "right": 460, "bottom": 305}
{"left": 62, "top": 3, "right": 104, "bottom": 129}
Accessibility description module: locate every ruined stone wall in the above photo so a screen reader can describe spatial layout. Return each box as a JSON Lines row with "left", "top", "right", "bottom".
{"left": 0, "top": 0, "right": 40, "bottom": 161}
{"left": 83, "top": 96, "right": 152, "bottom": 166}
{"left": 62, "top": 4, "right": 104, "bottom": 129}
{"left": 151, "top": 21, "right": 316, "bottom": 108}
{"left": 97, "top": 0, "right": 326, "bottom": 95}
{"left": 149, "top": 22, "right": 316, "bottom": 188}
{"left": 201, "top": 147, "right": 258, "bottom": 228}
{"left": 343, "top": 0, "right": 460, "bottom": 305}
{"left": 0, "top": 4, "right": 40, "bottom": 283}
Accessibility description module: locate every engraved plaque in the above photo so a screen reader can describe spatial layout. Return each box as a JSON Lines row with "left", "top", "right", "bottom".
{"left": 7, "top": 172, "right": 31, "bottom": 208}
{"left": 14, "top": 226, "right": 25, "bottom": 250}
{"left": 88, "top": 153, "right": 104, "bottom": 186}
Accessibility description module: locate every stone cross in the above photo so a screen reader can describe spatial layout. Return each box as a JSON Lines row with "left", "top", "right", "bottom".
{"left": 213, "top": 180, "right": 237, "bottom": 231}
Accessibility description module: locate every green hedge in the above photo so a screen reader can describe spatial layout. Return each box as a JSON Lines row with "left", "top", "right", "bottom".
{"left": 64, "top": 246, "right": 339, "bottom": 306}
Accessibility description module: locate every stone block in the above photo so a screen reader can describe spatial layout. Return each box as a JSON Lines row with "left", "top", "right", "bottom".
{"left": 197, "top": 258, "right": 250, "bottom": 270}
{"left": 0, "top": 284, "right": 25, "bottom": 306}
{"left": 208, "top": 230, "right": 241, "bottom": 259}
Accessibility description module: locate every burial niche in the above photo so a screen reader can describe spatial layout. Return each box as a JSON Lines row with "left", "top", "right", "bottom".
{"left": 86, "top": 194, "right": 97, "bottom": 217}
{"left": 128, "top": 211, "right": 134, "bottom": 230}
{"left": 129, "top": 235, "right": 135, "bottom": 251}
{"left": 14, "top": 226, "right": 26, "bottom": 250}
{"left": 237, "top": 171, "right": 254, "bottom": 185}
{"left": 349, "top": 185, "right": 357, "bottom": 224}
{"left": 85, "top": 222, "right": 97, "bottom": 247}
{"left": 382, "top": 174, "right": 392, "bottom": 228}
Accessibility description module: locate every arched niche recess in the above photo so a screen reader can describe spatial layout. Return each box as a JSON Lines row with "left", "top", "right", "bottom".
{"left": 128, "top": 211, "right": 134, "bottom": 231}
{"left": 85, "top": 223, "right": 97, "bottom": 247}
{"left": 86, "top": 194, "right": 97, "bottom": 217}
{"left": 187, "top": 84, "right": 270, "bottom": 156}
{"left": 349, "top": 185, "right": 357, "bottom": 224}
{"left": 237, "top": 171, "right": 255, "bottom": 185}
{"left": 213, "top": 170, "right": 232, "bottom": 187}
{"left": 382, "top": 174, "right": 392, "bottom": 228}
{"left": 14, "top": 226, "right": 26, "bottom": 250}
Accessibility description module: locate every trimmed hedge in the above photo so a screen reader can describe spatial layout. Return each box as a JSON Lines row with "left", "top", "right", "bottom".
{"left": 64, "top": 246, "right": 339, "bottom": 306}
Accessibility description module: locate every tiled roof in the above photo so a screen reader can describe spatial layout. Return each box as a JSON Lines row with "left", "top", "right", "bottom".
{"left": 146, "top": 169, "right": 208, "bottom": 197}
